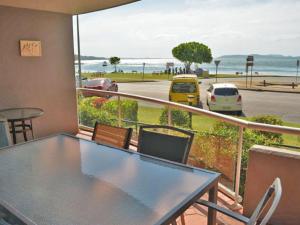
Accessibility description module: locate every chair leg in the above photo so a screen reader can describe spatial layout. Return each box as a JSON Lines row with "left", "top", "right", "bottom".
{"left": 180, "top": 214, "right": 186, "bottom": 225}
{"left": 30, "top": 119, "right": 34, "bottom": 139}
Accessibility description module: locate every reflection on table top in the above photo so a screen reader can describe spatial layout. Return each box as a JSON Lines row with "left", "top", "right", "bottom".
{"left": 0, "top": 108, "right": 44, "bottom": 121}
{"left": 0, "top": 134, "right": 219, "bottom": 225}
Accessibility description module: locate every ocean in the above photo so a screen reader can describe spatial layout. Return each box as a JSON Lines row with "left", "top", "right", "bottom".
{"left": 76, "top": 55, "right": 300, "bottom": 76}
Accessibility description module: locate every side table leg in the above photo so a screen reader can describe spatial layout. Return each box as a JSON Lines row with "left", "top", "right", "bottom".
{"left": 207, "top": 184, "right": 217, "bottom": 225}
{"left": 11, "top": 121, "right": 17, "bottom": 144}
{"left": 30, "top": 119, "right": 34, "bottom": 139}
{"left": 22, "top": 120, "right": 28, "bottom": 142}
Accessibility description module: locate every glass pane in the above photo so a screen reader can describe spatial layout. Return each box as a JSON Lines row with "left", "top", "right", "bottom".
{"left": 171, "top": 82, "right": 196, "bottom": 93}
{"left": 214, "top": 88, "right": 238, "bottom": 96}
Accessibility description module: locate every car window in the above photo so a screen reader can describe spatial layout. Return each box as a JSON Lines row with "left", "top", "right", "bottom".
{"left": 85, "top": 79, "right": 106, "bottom": 86}
{"left": 214, "top": 88, "right": 238, "bottom": 96}
{"left": 172, "top": 82, "right": 197, "bottom": 93}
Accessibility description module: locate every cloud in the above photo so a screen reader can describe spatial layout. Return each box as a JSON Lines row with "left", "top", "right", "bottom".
{"left": 74, "top": 0, "right": 300, "bottom": 57}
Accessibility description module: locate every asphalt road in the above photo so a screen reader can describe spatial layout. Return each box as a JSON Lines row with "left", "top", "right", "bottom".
{"left": 118, "top": 78, "right": 300, "bottom": 124}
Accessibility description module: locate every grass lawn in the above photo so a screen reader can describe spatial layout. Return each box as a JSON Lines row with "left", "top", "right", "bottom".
{"left": 282, "top": 121, "right": 300, "bottom": 147}
{"left": 82, "top": 72, "right": 242, "bottom": 82}
{"left": 82, "top": 72, "right": 171, "bottom": 82}
{"left": 137, "top": 105, "right": 300, "bottom": 147}
{"left": 138, "top": 106, "right": 217, "bottom": 131}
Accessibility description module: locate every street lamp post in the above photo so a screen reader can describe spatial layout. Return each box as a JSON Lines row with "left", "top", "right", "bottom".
{"left": 246, "top": 56, "right": 254, "bottom": 88}
{"left": 142, "top": 62, "right": 146, "bottom": 81}
{"left": 187, "top": 95, "right": 195, "bottom": 129}
{"left": 214, "top": 60, "right": 221, "bottom": 83}
{"left": 296, "top": 59, "right": 299, "bottom": 84}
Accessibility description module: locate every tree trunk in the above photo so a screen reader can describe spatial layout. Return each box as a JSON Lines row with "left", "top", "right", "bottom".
{"left": 185, "top": 62, "right": 191, "bottom": 74}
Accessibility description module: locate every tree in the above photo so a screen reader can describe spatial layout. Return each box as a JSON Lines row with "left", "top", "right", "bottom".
{"left": 172, "top": 42, "right": 212, "bottom": 73}
{"left": 109, "top": 56, "right": 121, "bottom": 72}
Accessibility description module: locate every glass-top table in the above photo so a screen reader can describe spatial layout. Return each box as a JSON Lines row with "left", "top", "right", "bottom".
{"left": 0, "top": 134, "right": 220, "bottom": 225}
{"left": 0, "top": 108, "right": 44, "bottom": 144}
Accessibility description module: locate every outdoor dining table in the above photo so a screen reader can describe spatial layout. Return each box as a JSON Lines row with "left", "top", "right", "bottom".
{"left": 0, "top": 133, "right": 220, "bottom": 225}
{"left": 0, "top": 107, "right": 44, "bottom": 144}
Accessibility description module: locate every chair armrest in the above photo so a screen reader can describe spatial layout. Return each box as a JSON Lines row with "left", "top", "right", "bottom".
{"left": 196, "top": 200, "right": 250, "bottom": 224}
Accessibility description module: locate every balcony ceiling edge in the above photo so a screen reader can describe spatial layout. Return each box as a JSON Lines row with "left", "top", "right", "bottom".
{"left": 0, "top": 0, "right": 140, "bottom": 15}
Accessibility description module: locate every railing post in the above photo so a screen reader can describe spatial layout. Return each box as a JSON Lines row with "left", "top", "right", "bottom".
{"left": 167, "top": 107, "right": 172, "bottom": 126}
{"left": 233, "top": 126, "right": 244, "bottom": 209}
{"left": 118, "top": 96, "right": 121, "bottom": 127}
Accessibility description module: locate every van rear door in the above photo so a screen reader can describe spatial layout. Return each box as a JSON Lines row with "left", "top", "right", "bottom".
{"left": 171, "top": 81, "right": 197, "bottom": 101}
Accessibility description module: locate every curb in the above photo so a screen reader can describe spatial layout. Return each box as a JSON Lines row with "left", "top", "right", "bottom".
{"left": 237, "top": 87, "right": 300, "bottom": 94}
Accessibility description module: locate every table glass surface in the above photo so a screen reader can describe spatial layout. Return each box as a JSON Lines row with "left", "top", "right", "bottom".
{"left": 0, "top": 134, "right": 219, "bottom": 225}
{"left": 0, "top": 108, "right": 43, "bottom": 121}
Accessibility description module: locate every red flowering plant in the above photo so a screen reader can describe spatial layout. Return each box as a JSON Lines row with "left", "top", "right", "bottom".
{"left": 92, "top": 97, "right": 108, "bottom": 108}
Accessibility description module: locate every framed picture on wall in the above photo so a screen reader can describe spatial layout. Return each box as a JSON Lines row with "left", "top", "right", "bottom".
{"left": 20, "top": 40, "right": 42, "bottom": 57}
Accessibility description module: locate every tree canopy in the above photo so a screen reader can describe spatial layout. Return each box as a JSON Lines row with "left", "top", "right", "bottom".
{"left": 172, "top": 42, "right": 212, "bottom": 73}
{"left": 109, "top": 56, "right": 121, "bottom": 72}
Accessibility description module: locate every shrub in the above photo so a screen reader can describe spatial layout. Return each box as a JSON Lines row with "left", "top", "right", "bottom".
{"left": 102, "top": 99, "right": 138, "bottom": 122}
{"left": 78, "top": 97, "right": 138, "bottom": 127}
{"left": 251, "top": 115, "right": 283, "bottom": 144}
{"left": 78, "top": 97, "right": 116, "bottom": 127}
{"left": 189, "top": 115, "right": 284, "bottom": 197}
{"left": 190, "top": 131, "right": 236, "bottom": 181}
{"left": 159, "top": 108, "right": 190, "bottom": 128}
{"left": 206, "top": 115, "right": 284, "bottom": 197}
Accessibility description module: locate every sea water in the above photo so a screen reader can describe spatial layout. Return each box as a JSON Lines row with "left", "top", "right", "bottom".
{"left": 75, "top": 55, "right": 300, "bottom": 76}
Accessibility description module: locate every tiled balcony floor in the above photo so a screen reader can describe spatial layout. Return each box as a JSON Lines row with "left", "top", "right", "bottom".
{"left": 77, "top": 131, "right": 244, "bottom": 225}
{"left": 175, "top": 191, "right": 243, "bottom": 225}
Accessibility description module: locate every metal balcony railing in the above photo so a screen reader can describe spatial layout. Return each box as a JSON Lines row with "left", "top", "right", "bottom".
{"left": 77, "top": 88, "right": 300, "bottom": 207}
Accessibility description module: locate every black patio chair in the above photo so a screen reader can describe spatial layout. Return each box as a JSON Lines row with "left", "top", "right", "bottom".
{"left": 137, "top": 125, "right": 194, "bottom": 225}
{"left": 137, "top": 125, "right": 194, "bottom": 164}
{"left": 196, "top": 178, "right": 282, "bottom": 225}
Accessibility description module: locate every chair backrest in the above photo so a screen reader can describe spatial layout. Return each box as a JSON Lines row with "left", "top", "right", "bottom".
{"left": 0, "top": 117, "right": 12, "bottom": 148}
{"left": 137, "top": 125, "right": 194, "bottom": 164}
{"left": 92, "top": 122, "right": 133, "bottom": 149}
{"left": 248, "top": 178, "right": 282, "bottom": 225}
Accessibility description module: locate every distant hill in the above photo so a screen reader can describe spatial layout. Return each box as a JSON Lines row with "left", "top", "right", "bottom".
{"left": 218, "top": 54, "right": 299, "bottom": 59}
{"left": 75, "top": 55, "right": 106, "bottom": 60}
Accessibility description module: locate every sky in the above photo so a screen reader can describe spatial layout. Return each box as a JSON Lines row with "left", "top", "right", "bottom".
{"left": 73, "top": 0, "right": 300, "bottom": 58}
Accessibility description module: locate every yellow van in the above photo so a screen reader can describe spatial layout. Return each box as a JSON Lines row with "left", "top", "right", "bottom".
{"left": 169, "top": 75, "right": 200, "bottom": 106}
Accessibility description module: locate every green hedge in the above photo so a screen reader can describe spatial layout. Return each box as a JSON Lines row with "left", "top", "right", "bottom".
{"left": 78, "top": 96, "right": 138, "bottom": 127}
{"left": 159, "top": 108, "right": 190, "bottom": 128}
{"left": 210, "top": 115, "right": 283, "bottom": 197}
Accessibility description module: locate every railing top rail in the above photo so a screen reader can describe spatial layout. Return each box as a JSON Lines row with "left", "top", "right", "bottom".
{"left": 77, "top": 88, "right": 300, "bottom": 136}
